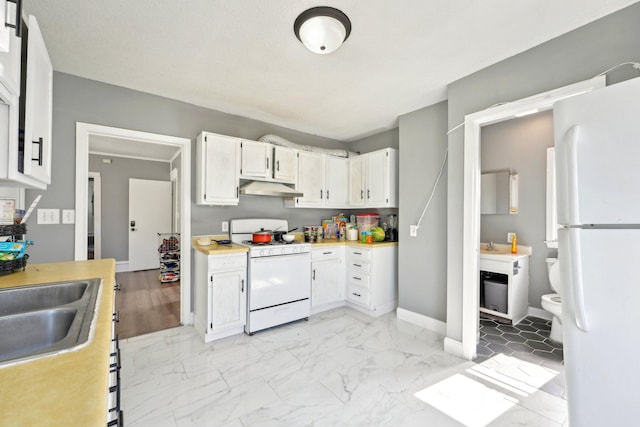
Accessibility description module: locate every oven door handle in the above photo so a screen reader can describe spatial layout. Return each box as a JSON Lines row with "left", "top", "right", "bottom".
{"left": 251, "top": 252, "right": 310, "bottom": 263}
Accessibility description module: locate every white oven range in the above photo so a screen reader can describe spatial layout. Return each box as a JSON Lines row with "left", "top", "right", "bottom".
{"left": 230, "top": 219, "right": 311, "bottom": 335}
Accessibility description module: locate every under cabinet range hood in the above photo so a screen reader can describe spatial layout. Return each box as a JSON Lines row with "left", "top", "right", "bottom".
{"left": 239, "top": 181, "right": 303, "bottom": 198}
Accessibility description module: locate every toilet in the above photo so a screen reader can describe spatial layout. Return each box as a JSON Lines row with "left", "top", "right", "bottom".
{"left": 541, "top": 258, "right": 563, "bottom": 343}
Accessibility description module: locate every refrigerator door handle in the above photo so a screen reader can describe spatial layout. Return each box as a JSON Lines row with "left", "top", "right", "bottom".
{"left": 565, "top": 125, "right": 581, "bottom": 225}
{"left": 568, "top": 228, "right": 589, "bottom": 331}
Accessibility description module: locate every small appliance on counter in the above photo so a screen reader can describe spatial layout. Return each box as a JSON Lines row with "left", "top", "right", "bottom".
{"left": 385, "top": 214, "right": 398, "bottom": 241}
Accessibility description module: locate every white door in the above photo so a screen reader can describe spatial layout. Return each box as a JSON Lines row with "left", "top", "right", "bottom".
{"left": 209, "top": 269, "right": 246, "bottom": 331}
{"left": 366, "top": 150, "right": 389, "bottom": 206}
{"left": 296, "top": 151, "right": 325, "bottom": 207}
{"left": 129, "top": 178, "right": 171, "bottom": 271}
{"left": 325, "top": 156, "right": 348, "bottom": 208}
{"left": 349, "top": 155, "right": 366, "bottom": 207}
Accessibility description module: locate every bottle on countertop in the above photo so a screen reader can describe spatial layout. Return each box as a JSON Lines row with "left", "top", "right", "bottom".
{"left": 511, "top": 233, "right": 518, "bottom": 254}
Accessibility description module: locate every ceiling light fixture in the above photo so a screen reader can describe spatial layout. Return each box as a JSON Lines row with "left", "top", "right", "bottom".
{"left": 294, "top": 6, "right": 351, "bottom": 54}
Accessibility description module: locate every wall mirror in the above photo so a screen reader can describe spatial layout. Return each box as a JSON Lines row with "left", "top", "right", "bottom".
{"left": 481, "top": 171, "right": 518, "bottom": 214}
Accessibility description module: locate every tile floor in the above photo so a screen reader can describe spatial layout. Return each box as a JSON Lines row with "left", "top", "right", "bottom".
{"left": 120, "top": 307, "right": 567, "bottom": 426}
{"left": 476, "top": 316, "right": 566, "bottom": 399}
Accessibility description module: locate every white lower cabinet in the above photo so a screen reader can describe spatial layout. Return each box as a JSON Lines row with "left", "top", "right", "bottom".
{"left": 479, "top": 254, "right": 530, "bottom": 325}
{"left": 346, "top": 245, "right": 397, "bottom": 316}
{"left": 309, "top": 244, "right": 398, "bottom": 317}
{"left": 194, "top": 250, "right": 247, "bottom": 342}
{"left": 311, "top": 246, "right": 344, "bottom": 314}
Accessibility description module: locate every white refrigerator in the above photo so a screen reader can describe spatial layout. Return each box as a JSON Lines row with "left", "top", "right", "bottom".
{"left": 554, "top": 76, "right": 640, "bottom": 426}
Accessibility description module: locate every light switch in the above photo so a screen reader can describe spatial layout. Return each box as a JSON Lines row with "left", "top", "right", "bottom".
{"left": 37, "top": 209, "right": 60, "bottom": 224}
{"left": 62, "top": 209, "right": 75, "bottom": 224}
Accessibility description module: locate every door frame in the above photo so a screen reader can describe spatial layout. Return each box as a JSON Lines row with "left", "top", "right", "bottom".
{"left": 88, "top": 171, "right": 102, "bottom": 260}
{"left": 457, "top": 76, "right": 605, "bottom": 360}
{"left": 75, "top": 123, "right": 192, "bottom": 325}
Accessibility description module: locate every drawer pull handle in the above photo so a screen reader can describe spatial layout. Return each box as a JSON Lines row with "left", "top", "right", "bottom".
{"left": 323, "top": 251, "right": 332, "bottom": 255}
{"left": 353, "top": 263, "right": 361, "bottom": 267}
{"left": 31, "top": 138, "right": 43, "bottom": 166}
{"left": 353, "top": 276, "right": 361, "bottom": 281}
{"left": 353, "top": 251, "right": 362, "bottom": 255}
{"left": 352, "top": 292, "right": 361, "bottom": 297}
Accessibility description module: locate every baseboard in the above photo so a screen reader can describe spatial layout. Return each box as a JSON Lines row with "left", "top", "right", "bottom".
{"left": 527, "top": 306, "right": 552, "bottom": 321}
{"left": 310, "top": 300, "right": 346, "bottom": 316}
{"left": 115, "top": 261, "right": 129, "bottom": 273}
{"left": 396, "top": 308, "right": 446, "bottom": 336}
{"left": 443, "top": 337, "right": 464, "bottom": 358}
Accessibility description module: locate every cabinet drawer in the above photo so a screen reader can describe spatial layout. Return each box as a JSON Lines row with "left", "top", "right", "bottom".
{"left": 209, "top": 254, "right": 247, "bottom": 272}
{"left": 348, "top": 271, "right": 370, "bottom": 289}
{"left": 346, "top": 285, "right": 370, "bottom": 307}
{"left": 348, "top": 259, "right": 370, "bottom": 273}
{"left": 348, "top": 247, "right": 371, "bottom": 260}
{"left": 312, "top": 247, "right": 341, "bottom": 261}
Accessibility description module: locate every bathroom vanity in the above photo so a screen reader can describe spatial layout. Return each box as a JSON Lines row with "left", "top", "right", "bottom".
{"left": 479, "top": 244, "right": 530, "bottom": 325}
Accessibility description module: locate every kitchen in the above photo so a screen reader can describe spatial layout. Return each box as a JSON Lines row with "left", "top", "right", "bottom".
{"left": 1, "top": 1, "right": 640, "bottom": 426}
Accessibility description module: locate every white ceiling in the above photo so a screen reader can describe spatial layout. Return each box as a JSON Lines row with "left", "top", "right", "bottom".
{"left": 24, "top": 0, "right": 638, "bottom": 142}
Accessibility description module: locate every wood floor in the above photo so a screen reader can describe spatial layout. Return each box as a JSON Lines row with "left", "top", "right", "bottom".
{"left": 115, "top": 269, "right": 181, "bottom": 339}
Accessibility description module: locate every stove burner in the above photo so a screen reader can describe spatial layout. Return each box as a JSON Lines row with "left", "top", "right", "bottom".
{"left": 242, "top": 240, "right": 302, "bottom": 247}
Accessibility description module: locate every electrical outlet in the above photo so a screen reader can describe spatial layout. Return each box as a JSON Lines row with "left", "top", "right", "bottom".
{"left": 507, "top": 232, "right": 516, "bottom": 243}
{"left": 221, "top": 221, "right": 229, "bottom": 232}
{"left": 410, "top": 225, "right": 418, "bottom": 237}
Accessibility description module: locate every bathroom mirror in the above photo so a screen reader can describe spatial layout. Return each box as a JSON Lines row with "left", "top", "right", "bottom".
{"left": 481, "top": 171, "right": 518, "bottom": 215}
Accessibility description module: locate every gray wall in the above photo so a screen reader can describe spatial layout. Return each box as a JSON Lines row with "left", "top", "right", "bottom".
{"left": 24, "top": 72, "right": 353, "bottom": 263}
{"left": 397, "top": 102, "right": 448, "bottom": 321}
{"left": 480, "top": 110, "right": 556, "bottom": 309}
{"left": 445, "top": 2, "right": 640, "bottom": 342}
{"left": 350, "top": 128, "right": 399, "bottom": 154}
{"left": 89, "top": 154, "right": 171, "bottom": 261}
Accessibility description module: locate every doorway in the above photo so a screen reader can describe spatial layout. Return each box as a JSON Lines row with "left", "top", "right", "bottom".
{"left": 74, "top": 123, "right": 192, "bottom": 327}
{"left": 459, "top": 77, "right": 605, "bottom": 360}
{"left": 88, "top": 172, "right": 101, "bottom": 260}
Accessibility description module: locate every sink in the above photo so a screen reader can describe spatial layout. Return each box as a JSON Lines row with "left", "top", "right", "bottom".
{"left": 0, "top": 281, "right": 89, "bottom": 316}
{"left": 480, "top": 248, "right": 510, "bottom": 255}
{"left": 0, "top": 279, "right": 101, "bottom": 365}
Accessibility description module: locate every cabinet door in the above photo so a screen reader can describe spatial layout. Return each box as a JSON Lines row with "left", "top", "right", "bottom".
{"left": 295, "top": 151, "right": 325, "bottom": 207}
{"left": 312, "top": 258, "right": 343, "bottom": 307}
{"left": 198, "top": 132, "right": 240, "bottom": 205}
{"left": 0, "top": 1, "right": 20, "bottom": 94}
{"left": 209, "top": 269, "right": 246, "bottom": 331}
{"left": 325, "top": 156, "right": 348, "bottom": 208}
{"left": 273, "top": 145, "right": 296, "bottom": 183}
{"left": 241, "top": 140, "right": 272, "bottom": 179}
{"left": 349, "top": 155, "right": 366, "bottom": 207}
{"left": 22, "top": 16, "right": 52, "bottom": 184}
{"left": 366, "top": 150, "right": 388, "bottom": 207}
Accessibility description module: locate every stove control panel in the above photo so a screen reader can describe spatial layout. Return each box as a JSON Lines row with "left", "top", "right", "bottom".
{"left": 251, "top": 243, "right": 311, "bottom": 258}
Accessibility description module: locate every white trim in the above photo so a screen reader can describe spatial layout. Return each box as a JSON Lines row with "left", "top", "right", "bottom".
{"left": 310, "top": 300, "right": 346, "bottom": 316}
{"left": 443, "top": 337, "right": 464, "bottom": 358}
{"left": 88, "top": 172, "right": 102, "bottom": 260}
{"left": 170, "top": 168, "right": 179, "bottom": 234}
{"left": 89, "top": 150, "right": 172, "bottom": 164}
{"left": 458, "top": 76, "right": 606, "bottom": 360}
{"left": 75, "top": 122, "right": 192, "bottom": 325}
{"left": 397, "top": 308, "right": 446, "bottom": 335}
{"left": 528, "top": 306, "right": 553, "bottom": 321}
{"left": 115, "top": 261, "right": 129, "bottom": 273}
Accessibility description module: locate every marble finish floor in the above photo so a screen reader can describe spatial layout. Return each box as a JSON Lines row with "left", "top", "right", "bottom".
{"left": 120, "top": 307, "right": 567, "bottom": 426}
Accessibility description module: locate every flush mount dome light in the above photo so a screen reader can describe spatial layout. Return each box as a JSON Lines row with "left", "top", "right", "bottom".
{"left": 294, "top": 6, "right": 351, "bottom": 54}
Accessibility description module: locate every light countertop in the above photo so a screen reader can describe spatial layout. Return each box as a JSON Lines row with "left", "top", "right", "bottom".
{"left": 0, "top": 259, "right": 116, "bottom": 426}
{"left": 192, "top": 235, "right": 249, "bottom": 255}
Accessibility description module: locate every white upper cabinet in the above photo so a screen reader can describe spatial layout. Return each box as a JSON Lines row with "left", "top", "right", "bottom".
{"left": 196, "top": 132, "right": 241, "bottom": 205}
{"left": 348, "top": 155, "right": 366, "bottom": 207}
{"left": 0, "top": 14, "right": 53, "bottom": 189}
{"left": 240, "top": 140, "right": 272, "bottom": 179}
{"left": 22, "top": 16, "right": 53, "bottom": 185}
{"left": 0, "top": 1, "right": 21, "bottom": 95}
{"left": 294, "top": 150, "right": 325, "bottom": 207}
{"left": 365, "top": 148, "right": 398, "bottom": 208}
{"left": 324, "top": 156, "right": 348, "bottom": 208}
{"left": 273, "top": 145, "right": 296, "bottom": 183}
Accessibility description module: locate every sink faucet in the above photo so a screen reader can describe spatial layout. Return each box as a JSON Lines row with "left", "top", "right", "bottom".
{"left": 486, "top": 241, "right": 494, "bottom": 251}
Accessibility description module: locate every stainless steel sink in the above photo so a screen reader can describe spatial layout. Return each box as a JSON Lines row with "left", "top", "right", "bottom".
{"left": 0, "top": 279, "right": 101, "bottom": 364}
{"left": 0, "top": 281, "right": 89, "bottom": 316}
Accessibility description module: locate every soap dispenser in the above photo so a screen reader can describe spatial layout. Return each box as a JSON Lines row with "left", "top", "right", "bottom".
{"left": 511, "top": 233, "right": 518, "bottom": 254}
